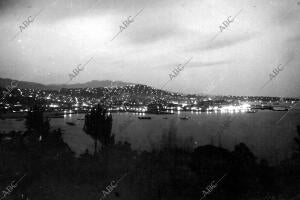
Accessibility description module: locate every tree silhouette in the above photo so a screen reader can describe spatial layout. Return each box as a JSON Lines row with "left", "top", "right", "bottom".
{"left": 294, "top": 126, "right": 300, "bottom": 153}
{"left": 25, "top": 105, "right": 50, "bottom": 142}
{"left": 292, "top": 125, "right": 300, "bottom": 159}
{"left": 83, "top": 104, "right": 114, "bottom": 154}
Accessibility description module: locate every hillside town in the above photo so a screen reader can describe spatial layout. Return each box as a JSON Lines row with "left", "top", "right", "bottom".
{"left": 0, "top": 84, "right": 298, "bottom": 116}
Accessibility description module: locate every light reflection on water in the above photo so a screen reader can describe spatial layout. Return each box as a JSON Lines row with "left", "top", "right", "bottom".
{"left": 1, "top": 110, "right": 299, "bottom": 164}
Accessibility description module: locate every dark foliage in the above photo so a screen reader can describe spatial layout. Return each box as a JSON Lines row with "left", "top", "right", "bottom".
{"left": 83, "top": 104, "right": 114, "bottom": 154}
{"left": 25, "top": 105, "right": 50, "bottom": 142}
{"left": 0, "top": 111, "right": 300, "bottom": 200}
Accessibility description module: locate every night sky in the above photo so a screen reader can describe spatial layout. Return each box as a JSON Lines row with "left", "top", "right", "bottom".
{"left": 0, "top": 0, "right": 299, "bottom": 97}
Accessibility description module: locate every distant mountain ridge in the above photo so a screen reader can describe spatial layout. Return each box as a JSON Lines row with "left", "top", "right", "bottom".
{"left": 0, "top": 78, "right": 135, "bottom": 90}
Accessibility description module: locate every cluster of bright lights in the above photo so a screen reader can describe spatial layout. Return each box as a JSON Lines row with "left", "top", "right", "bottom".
{"left": 191, "top": 106, "right": 200, "bottom": 111}
{"left": 49, "top": 104, "right": 59, "bottom": 108}
{"left": 6, "top": 84, "right": 297, "bottom": 114}
{"left": 219, "top": 103, "right": 251, "bottom": 113}
{"left": 107, "top": 106, "right": 148, "bottom": 113}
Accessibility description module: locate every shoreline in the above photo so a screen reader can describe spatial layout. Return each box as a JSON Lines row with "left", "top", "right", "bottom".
{"left": 0, "top": 108, "right": 290, "bottom": 119}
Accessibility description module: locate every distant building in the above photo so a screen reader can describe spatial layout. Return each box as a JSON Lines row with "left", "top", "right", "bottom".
{"left": 147, "top": 103, "right": 165, "bottom": 114}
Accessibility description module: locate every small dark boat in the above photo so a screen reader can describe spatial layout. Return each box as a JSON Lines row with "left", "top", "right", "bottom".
{"left": 2, "top": 137, "right": 12, "bottom": 141}
{"left": 66, "top": 122, "right": 76, "bottom": 126}
{"left": 77, "top": 118, "right": 84, "bottom": 120}
{"left": 246, "top": 110, "right": 257, "bottom": 113}
{"left": 180, "top": 116, "right": 190, "bottom": 120}
{"left": 138, "top": 116, "right": 151, "bottom": 120}
{"left": 272, "top": 106, "right": 288, "bottom": 111}
{"left": 162, "top": 117, "right": 168, "bottom": 119}
{"left": 50, "top": 116, "right": 64, "bottom": 118}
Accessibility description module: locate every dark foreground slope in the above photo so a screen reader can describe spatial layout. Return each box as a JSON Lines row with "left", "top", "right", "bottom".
{"left": 0, "top": 115, "right": 300, "bottom": 200}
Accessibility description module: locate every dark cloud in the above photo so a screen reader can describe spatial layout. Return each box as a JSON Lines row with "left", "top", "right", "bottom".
{"left": 287, "top": 34, "right": 300, "bottom": 42}
{"left": 186, "top": 33, "right": 257, "bottom": 53}
{"left": 0, "top": 0, "right": 18, "bottom": 10}
{"left": 187, "top": 60, "right": 231, "bottom": 68}
{"left": 125, "top": 22, "right": 182, "bottom": 44}
{"left": 0, "top": 0, "right": 298, "bottom": 97}
{"left": 0, "top": 0, "right": 186, "bottom": 22}
{"left": 207, "top": 34, "right": 256, "bottom": 50}
{"left": 271, "top": 5, "right": 300, "bottom": 27}
{"left": 0, "top": 0, "right": 32, "bottom": 16}
{"left": 155, "top": 60, "right": 230, "bottom": 70}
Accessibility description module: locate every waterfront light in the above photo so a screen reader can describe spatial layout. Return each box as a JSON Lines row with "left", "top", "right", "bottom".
{"left": 49, "top": 104, "right": 59, "bottom": 108}
{"left": 241, "top": 103, "right": 251, "bottom": 109}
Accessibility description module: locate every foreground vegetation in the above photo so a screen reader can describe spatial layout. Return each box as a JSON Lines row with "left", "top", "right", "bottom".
{"left": 0, "top": 105, "right": 300, "bottom": 200}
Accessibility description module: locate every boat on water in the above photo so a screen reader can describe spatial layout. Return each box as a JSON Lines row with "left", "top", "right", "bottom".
{"left": 162, "top": 117, "right": 168, "bottom": 119}
{"left": 2, "top": 137, "right": 12, "bottom": 141}
{"left": 246, "top": 109, "right": 257, "bottom": 113}
{"left": 77, "top": 118, "right": 84, "bottom": 120}
{"left": 138, "top": 116, "right": 151, "bottom": 120}
{"left": 66, "top": 122, "right": 76, "bottom": 126}
{"left": 272, "top": 106, "right": 288, "bottom": 111}
{"left": 50, "top": 116, "right": 64, "bottom": 118}
{"left": 146, "top": 111, "right": 174, "bottom": 115}
{"left": 180, "top": 116, "right": 190, "bottom": 120}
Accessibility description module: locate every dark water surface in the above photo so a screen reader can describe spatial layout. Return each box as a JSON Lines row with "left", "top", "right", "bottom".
{"left": 1, "top": 110, "right": 299, "bottom": 164}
